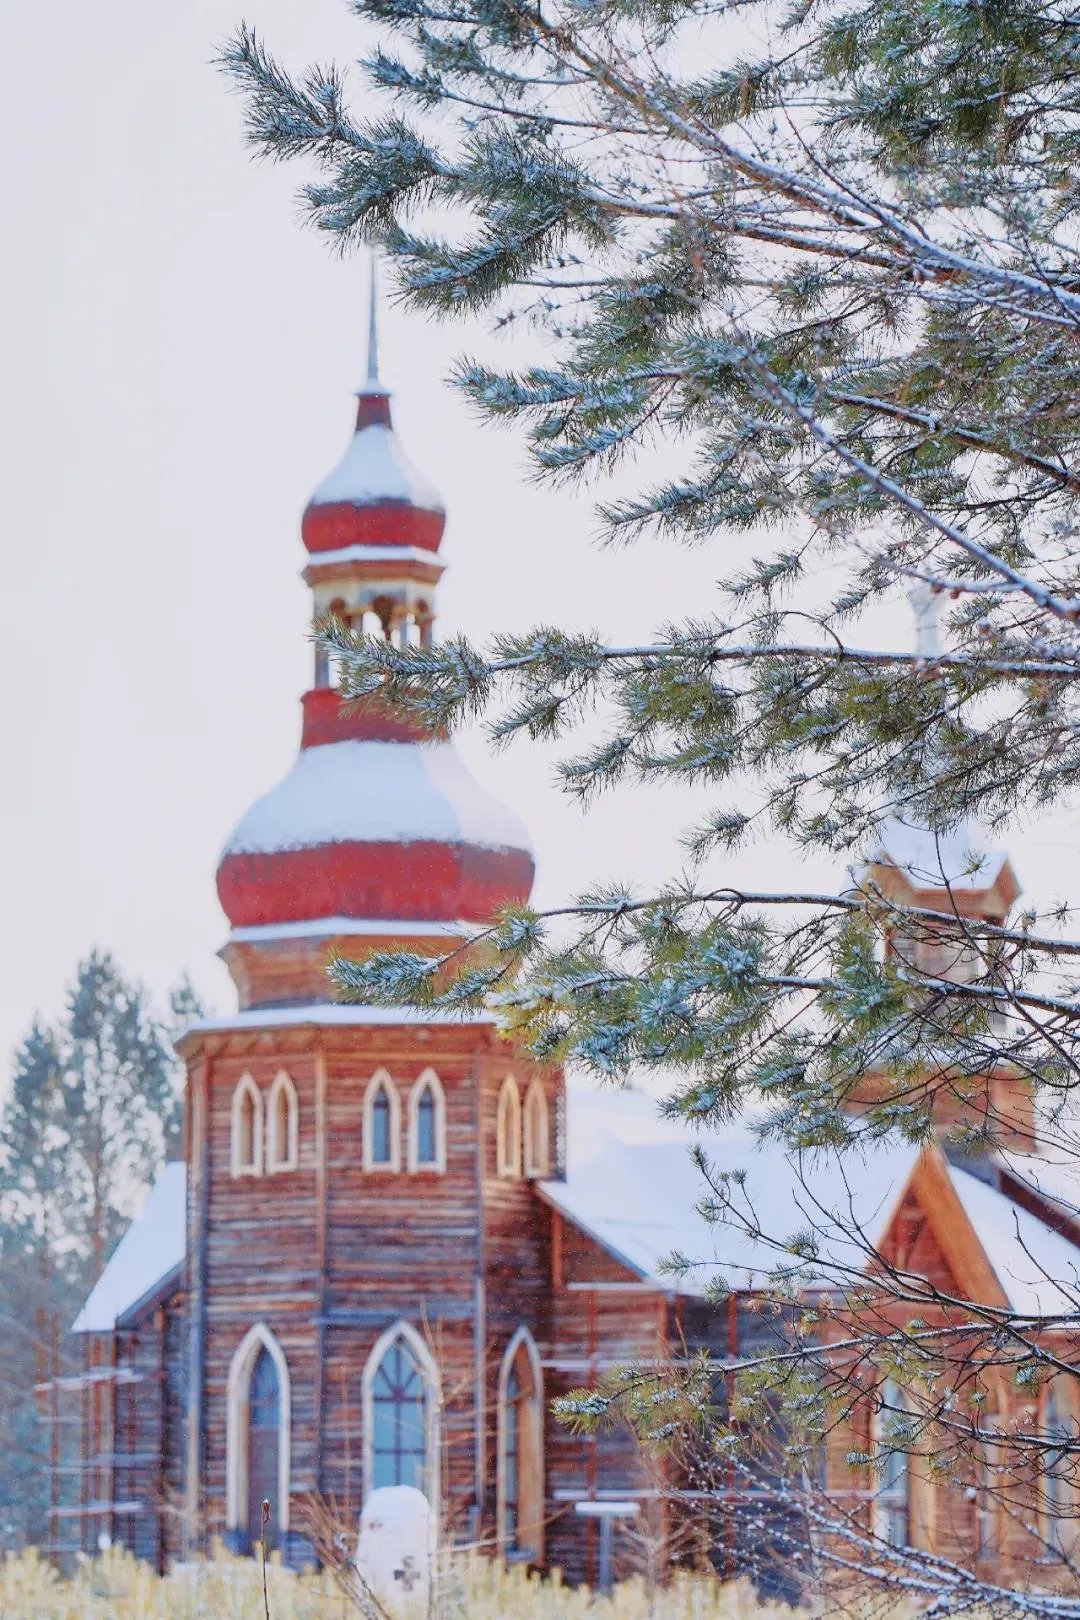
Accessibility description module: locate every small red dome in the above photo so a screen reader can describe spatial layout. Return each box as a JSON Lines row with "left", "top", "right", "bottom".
{"left": 301, "top": 389, "right": 446, "bottom": 555}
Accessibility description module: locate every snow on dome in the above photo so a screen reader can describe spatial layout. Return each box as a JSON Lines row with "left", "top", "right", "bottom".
{"left": 309, "top": 420, "right": 444, "bottom": 514}
{"left": 73, "top": 1164, "right": 186, "bottom": 1333}
{"left": 222, "top": 739, "right": 531, "bottom": 858}
{"left": 216, "top": 738, "right": 535, "bottom": 927}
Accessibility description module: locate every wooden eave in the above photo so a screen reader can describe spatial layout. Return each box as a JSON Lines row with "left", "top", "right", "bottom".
{"left": 531, "top": 1183, "right": 672, "bottom": 1298}
{"left": 115, "top": 1264, "right": 184, "bottom": 1332}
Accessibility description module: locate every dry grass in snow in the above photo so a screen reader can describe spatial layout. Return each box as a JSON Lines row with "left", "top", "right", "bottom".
{"left": 0, "top": 1547, "right": 807, "bottom": 1620}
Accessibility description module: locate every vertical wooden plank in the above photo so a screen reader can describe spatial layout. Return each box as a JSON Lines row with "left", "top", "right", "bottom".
{"left": 156, "top": 1307, "right": 167, "bottom": 1573}
{"left": 314, "top": 1044, "right": 328, "bottom": 1496}
{"left": 108, "top": 1332, "right": 118, "bottom": 1548}
{"left": 185, "top": 1051, "right": 211, "bottom": 1556}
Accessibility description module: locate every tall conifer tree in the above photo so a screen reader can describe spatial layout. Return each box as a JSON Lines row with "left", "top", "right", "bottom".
{"left": 0, "top": 952, "right": 191, "bottom": 1549}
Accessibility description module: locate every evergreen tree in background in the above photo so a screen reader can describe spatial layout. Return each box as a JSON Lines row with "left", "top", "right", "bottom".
{"left": 221, "top": 2, "right": 1080, "bottom": 1605}
{"left": 0, "top": 952, "right": 194, "bottom": 1550}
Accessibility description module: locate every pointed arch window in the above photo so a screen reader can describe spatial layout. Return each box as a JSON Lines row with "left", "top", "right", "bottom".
{"left": 975, "top": 1392, "right": 1001, "bottom": 1559}
{"left": 408, "top": 1069, "right": 446, "bottom": 1173}
{"left": 523, "top": 1080, "right": 550, "bottom": 1178}
{"left": 362, "top": 1323, "right": 439, "bottom": 1500}
{"left": 498, "top": 1328, "right": 544, "bottom": 1560}
{"left": 231, "top": 1075, "right": 263, "bottom": 1178}
{"left": 226, "top": 1323, "right": 291, "bottom": 1551}
{"left": 266, "top": 1071, "right": 299, "bottom": 1173}
{"left": 1043, "top": 1383, "right": 1073, "bottom": 1555}
{"left": 874, "top": 1378, "right": 910, "bottom": 1549}
{"left": 496, "top": 1078, "right": 522, "bottom": 1179}
{"left": 363, "top": 1070, "right": 401, "bottom": 1172}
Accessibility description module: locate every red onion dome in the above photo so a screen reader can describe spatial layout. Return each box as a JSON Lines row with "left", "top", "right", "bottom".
{"left": 300, "top": 387, "right": 446, "bottom": 555}
{"left": 216, "top": 738, "right": 534, "bottom": 930}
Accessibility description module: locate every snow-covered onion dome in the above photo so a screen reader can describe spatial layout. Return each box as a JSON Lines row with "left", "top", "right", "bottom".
{"left": 300, "top": 284, "right": 446, "bottom": 557}
{"left": 215, "top": 267, "right": 533, "bottom": 1009}
{"left": 216, "top": 738, "right": 535, "bottom": 932}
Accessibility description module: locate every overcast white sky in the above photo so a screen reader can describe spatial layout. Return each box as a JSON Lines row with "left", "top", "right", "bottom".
{"left": 2, "top": 0, "right": 1077, "bottom": 1075}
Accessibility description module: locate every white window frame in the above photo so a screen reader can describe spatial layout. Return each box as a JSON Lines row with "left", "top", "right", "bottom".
{"left": 361, "top": 1319, "right": 441, "bottom": 1509}
{"left": 975, "top": 1399, "right": 1000, "bottom": 1559}
{"left": 873, "top": 1378, "right": 910, "bottom": 1549}
{"left": 230, "top": 1073, "right": 263, "bottom": 1178}
{"left": 1043, "top": 1384, "right": 1073, "bottom": 1556}
{"left": 496, "top": 1325, "right": 545, "bottom": 1561}
{"left": 266, "top": 1070, "right": 299, "bottom": 1173}
{"left": 225, "top": 1321, "right": 292, "bottom": 1535}
{"left": 523, "top": 1079, "right": 550, "bottom": 1178}
{"left": 496, "top": 1077, "right": 522, "bottom": 1179}
{"left": 407, "top": 1067, "right": 446, "bottom": 1174}
{"left": 363, "top": 1068, "right": 401, "bottom": 1172}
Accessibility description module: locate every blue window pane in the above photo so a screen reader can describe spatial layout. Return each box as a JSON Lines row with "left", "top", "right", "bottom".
{"left": 371, "top": 1088, "right": 392, "bottom": 1163}
{"left": 372, "top": 1337, "right": 429, "bottom": 1492}
{"left": 416, "top": 1090, "right": 437, "bottom": 1165}
{"left": 249, "top": 1347, "right": 279, "bottom": 1431}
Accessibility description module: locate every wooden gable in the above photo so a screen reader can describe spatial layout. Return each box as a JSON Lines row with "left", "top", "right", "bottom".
{"left": 876, "top": 1147, "right": 1008, "bottom": 1308}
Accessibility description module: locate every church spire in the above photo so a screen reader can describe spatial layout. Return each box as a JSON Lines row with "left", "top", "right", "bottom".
{"left": 365, "top": 247, "right": 381, "bottom": 389}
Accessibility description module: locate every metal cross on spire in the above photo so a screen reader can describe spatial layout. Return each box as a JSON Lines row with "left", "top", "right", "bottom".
{"left": 366, "top": 247, "right": 381, "bottom": 388}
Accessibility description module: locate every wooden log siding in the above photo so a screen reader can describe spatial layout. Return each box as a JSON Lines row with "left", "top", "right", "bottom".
{"left": 171, "top": 1024, "right": 568, "bottom": 1561}
{"left": 85, "top": 1017, "right": 749, "bottom": 1584}
{"left": 537, "top": 1198, "right": 674, "bottom": 1585}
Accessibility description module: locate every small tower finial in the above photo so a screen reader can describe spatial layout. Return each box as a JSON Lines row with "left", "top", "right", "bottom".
{"left": 366, "top": 247, "right": 380, "bottom": 388}
{"left": 909, "top": 580, "right": 941, "bottom": 660}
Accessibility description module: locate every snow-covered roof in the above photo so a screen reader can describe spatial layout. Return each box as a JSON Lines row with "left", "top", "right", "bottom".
{"left": 73, "top": 1164, "right": 186, "bottom": 1333}
{"left": 868, "top": 818, "right": 1013, "bottom": 893}
{"left": 948, "top": 1165, "right": 1080, "bottom": 1314}
{"left": 544, "top": 1101, "right": 919, "bottom": 1296}
{"left": 221, "top": 739, "right": 531, "bottom": 859}
{"left": 552, "top": 1085, "right": 1080, "bottom": 1308}
{"left": 308, "top": 422, "right": 443, "bottom": 513}
{"left": 182, "top": 1003, "right": 495, "bottom": 1036}
{"left": 999, "top": 1149, "right": 1080, "bottom": 1226}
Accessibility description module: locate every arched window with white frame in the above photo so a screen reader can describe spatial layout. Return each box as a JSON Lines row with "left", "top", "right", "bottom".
{"left": 266, "top": 1070, "right": 299, "bottom": 1173}
{"left": 226, "top": 1323, "right": 291, "bottom": 1552}
{"left": 496, "top": 1077, "right": 522, "bottom": 1179}
{"left": 408, "top": 1068, "right": 446, "bottom": 1173}
{"left": 363, "top": 1069, "right": 401, "bottom": 1172}
{"left": 362, "top": 1321, "right": 440, "bottom": 1501}
{"left": 231, "top": 1074, "right": 263, "bottom": 1178}
{"left": 873, "top": 1378, "right": 910, "bottom": 1549}
{"left": 975, "top": 1389, "right": 1001, "bottom": 1559}
{"left": 523, "top": 1079, "right": 550, "bottom": 1178}
{"left": 498, "top": 1326, "right": 544, "bottom": 1561}
{"left": 1043, "top": 1382, "right": 1074, "bottom": 1556}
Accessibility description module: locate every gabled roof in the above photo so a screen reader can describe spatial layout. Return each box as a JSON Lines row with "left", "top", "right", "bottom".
{"left": 73, "top": 1164, "right": 186, "bottom": 1334}
{"left": 946, "top": 1162, "right": 1080, "bottom": 1314}
{"left": 549, "top": 1085, "right": 1080, "bottom": 1307}
{"left": 542, "top": 1104, "right": 919, "bottom": 1297}
{"left": 862, "top": 819, "right": 1020, "bottom": 914}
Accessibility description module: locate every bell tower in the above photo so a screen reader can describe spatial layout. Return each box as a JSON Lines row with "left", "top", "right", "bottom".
{"left": 853, "top": 590, "right": 1030, "bottom": 1148}
{"left": 178, "top": 267, "right": 561, "bottom": 1563}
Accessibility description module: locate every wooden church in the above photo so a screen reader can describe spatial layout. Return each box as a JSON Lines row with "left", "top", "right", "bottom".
{"left": 64, "top": 297, "right": 1080, "bottom": 1594}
